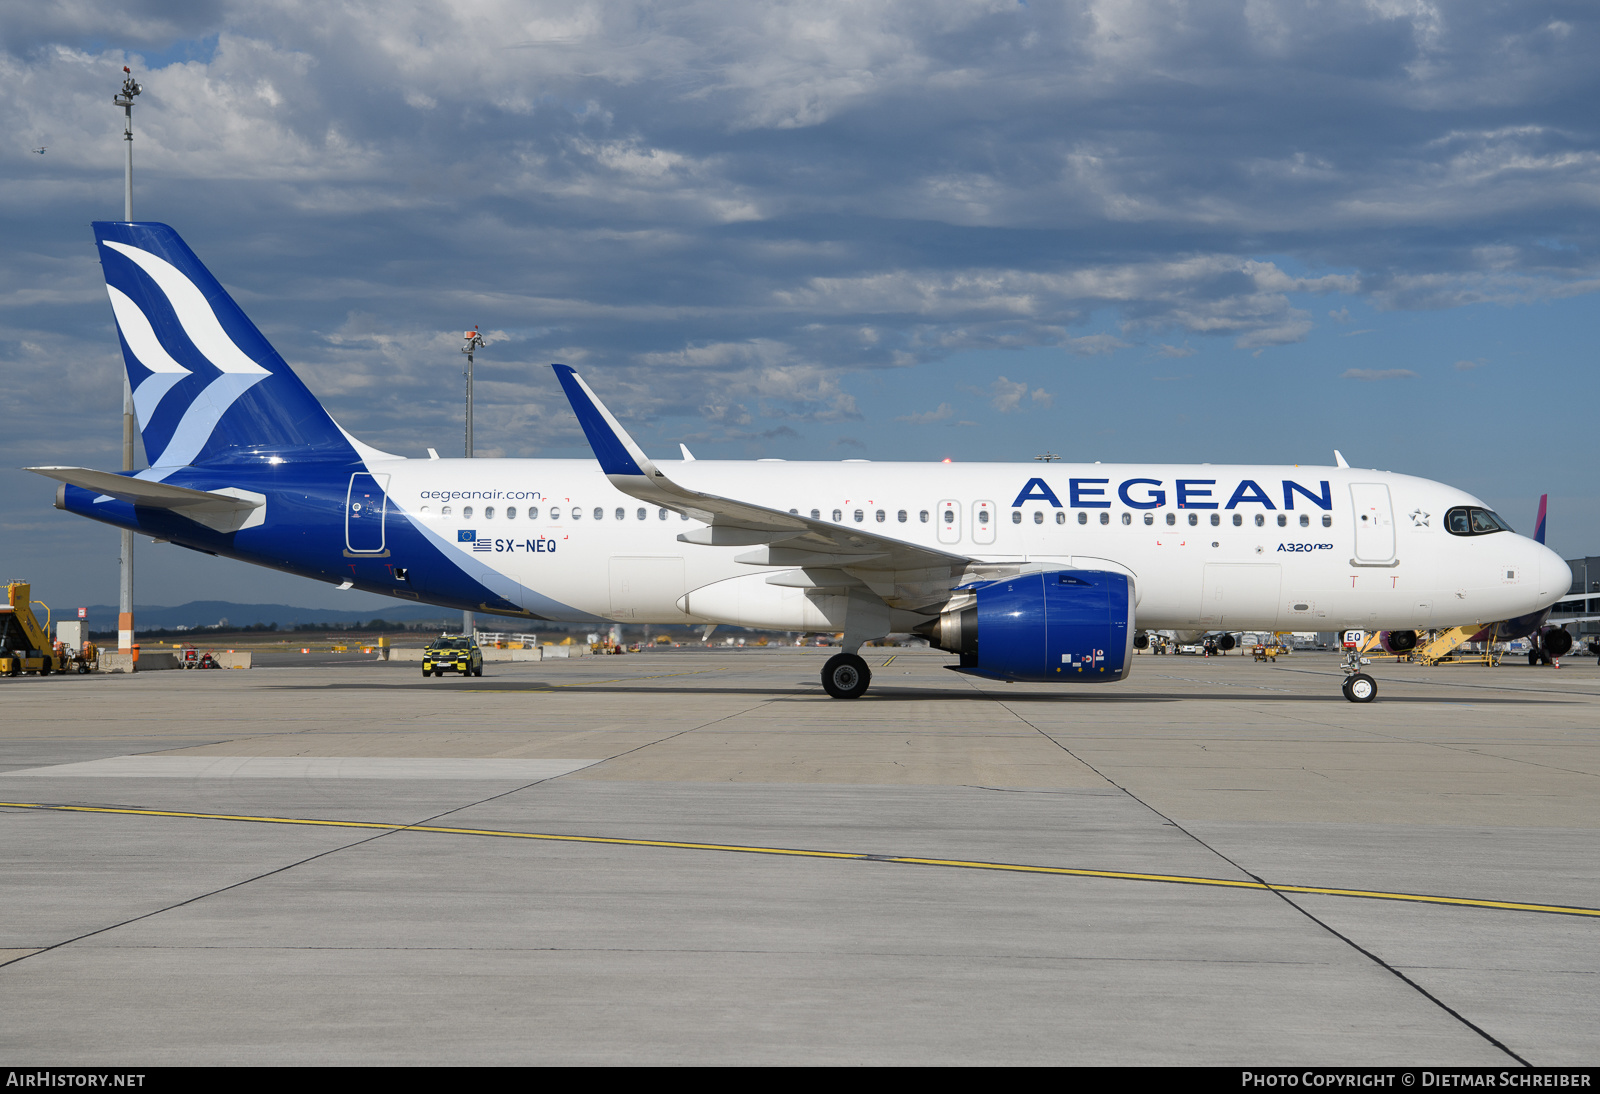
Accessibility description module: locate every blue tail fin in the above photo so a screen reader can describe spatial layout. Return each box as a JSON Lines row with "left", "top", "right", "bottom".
{"left": 94, "top": 221, "right": 357, "bottom": 467}
{"left": 1535, "top": 493, "right": 1547, "bottom": 545}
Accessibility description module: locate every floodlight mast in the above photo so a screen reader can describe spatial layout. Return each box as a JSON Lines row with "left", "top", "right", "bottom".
{"left": 114, "top": 65, "right": 142, "bottom": 654}
{"left": 461, "top": 327, "right": 485, "bottom": 637}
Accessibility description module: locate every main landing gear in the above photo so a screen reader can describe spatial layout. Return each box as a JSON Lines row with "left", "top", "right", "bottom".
{"left": 821, "top": 653, "right": 871, "bottom": 699}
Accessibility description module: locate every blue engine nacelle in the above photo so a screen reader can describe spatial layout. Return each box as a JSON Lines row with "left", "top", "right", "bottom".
{"left": 916, "top": 570, "right": 1134, "bottom": 683}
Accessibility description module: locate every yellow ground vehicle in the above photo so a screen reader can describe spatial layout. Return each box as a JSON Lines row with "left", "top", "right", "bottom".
{"left": 422, "top": 635, "right": 484, "bottom": 678}
{"left": 0, "top": 582, "right": 66, "bottom": 677}
{"left": 1252, "top": 643, "right": 1285, "bottom": 662}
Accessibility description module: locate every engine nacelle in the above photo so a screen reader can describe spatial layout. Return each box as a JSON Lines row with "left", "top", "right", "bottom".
{"left": 1381, "top": 630, "right": 1419, "bottom": 654}
{"left": 1543, "top": 627, "right": 1574, "bottom": 657}
{"left": 1215, "top": 633, "right": 1236, "bottom": 652}
{"left": 917, "top": 570, "right": 1133, "bottom": 683}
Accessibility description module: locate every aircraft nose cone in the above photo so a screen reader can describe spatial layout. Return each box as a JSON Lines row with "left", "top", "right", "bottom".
{"left": 1538, "top": 543, "right": 1572, "bottom": 604}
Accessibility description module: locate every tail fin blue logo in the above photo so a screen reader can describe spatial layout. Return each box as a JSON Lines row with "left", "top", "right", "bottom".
{"left": 94, "top": 221, "right": 357, "bottom": 468}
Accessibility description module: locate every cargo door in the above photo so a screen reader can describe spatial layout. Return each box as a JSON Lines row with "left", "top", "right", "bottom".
{"left": 609, "top": 557, "right": 687, "bottom": 620}
{"left": 345, "top": 473, "right": 390, "bottom": 553}
{"left": 1200, "top": 564, "right": 1283, "bottom": 627}
{"left": 1350, "top": 483, "right": 1396, "bottom": 562}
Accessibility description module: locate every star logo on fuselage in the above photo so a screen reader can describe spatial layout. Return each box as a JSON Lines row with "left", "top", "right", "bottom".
{"left": 1409, "top": 509, "right": 1429, "bottom": 527}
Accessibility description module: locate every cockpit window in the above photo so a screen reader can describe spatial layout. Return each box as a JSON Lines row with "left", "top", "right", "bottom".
{"left": 1445, "top": 507, "right": 1511, "bottom": 536}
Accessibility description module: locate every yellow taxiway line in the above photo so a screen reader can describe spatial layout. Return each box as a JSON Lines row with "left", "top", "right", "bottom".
{"left": 3, "top": 799, "right": 1596, "bottom": 920}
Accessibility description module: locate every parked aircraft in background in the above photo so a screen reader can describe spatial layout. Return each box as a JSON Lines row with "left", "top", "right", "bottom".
{"left": 27, "top": 221, "right": 1574, "bottom": 702}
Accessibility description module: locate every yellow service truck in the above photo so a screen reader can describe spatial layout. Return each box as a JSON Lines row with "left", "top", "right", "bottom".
{"left": 0, "top": 582, "right": 66, "bottom": 677}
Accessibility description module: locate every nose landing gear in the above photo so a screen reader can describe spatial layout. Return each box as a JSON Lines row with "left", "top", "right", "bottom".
{"left": 1341, "top": 649, "right": 1377, "bottom": 703}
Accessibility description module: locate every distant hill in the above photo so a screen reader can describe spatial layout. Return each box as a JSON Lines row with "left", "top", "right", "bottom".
{"left": 77, "top": 601, "right": 461, "bottom": 631}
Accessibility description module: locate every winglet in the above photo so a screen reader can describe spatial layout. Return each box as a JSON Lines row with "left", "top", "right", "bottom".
{"left": 551, "top": 365, "right": 653, "bottom": 478}
{"left": 1535, "top": 494, "right": 1547, "bottom": 545}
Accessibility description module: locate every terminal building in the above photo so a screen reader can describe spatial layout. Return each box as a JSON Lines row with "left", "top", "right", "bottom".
{"left": 1554, "top": 556, "right": 1600, "bottom": 638}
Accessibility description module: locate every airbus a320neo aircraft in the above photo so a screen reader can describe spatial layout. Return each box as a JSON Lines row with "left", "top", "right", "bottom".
{"left": 29, "top": 223, "right": 1573, "bottom": 702}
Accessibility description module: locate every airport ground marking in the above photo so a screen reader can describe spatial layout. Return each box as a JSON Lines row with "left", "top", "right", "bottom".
{"left": 4, "top": 799, "right": 1598, "bottom": 920}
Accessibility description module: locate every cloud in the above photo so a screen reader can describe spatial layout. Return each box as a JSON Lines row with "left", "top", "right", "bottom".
{"left": 1341, "top": 368, "right": 1418, "bottom": 382}
{"left": 1454, "top": 357, "right": 1489, "bottom": 370}
{"left": 895, "top": 403, "right": 953, "bottom": 425}
{"left": 989, "top": 376, "right": 1027, "bottom": 412}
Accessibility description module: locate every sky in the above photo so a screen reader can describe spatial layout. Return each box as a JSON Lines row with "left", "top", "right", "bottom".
{"left": 2, "top": 0, "right": 1597, "bottom": 614}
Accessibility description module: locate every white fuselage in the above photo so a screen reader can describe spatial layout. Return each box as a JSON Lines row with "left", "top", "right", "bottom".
{"left": 376, "top": 457, "right": 1569, "bottom": 633}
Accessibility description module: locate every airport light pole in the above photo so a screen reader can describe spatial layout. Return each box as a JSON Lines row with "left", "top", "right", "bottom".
{"left": 462, "top": 327, "right": 484, "bottom": 637}
{"left": 114, "top": 66, "right": 142, "bottom": 654}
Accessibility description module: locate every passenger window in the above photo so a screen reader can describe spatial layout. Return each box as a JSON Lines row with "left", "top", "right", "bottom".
{"left": 921, "top": 511, "right": 930, "bottom": 523}
{"left": 942, "top": 509, "right": 954, "bottom": 524}
{"left": 1144, "top": 513, "right": 1154, "bottom": 526}
{"left": 1188, "top": 513, "right": 1198, "bottom": 527}
{"left": 1166, "top": 512, "right": 1175, "bottom": 526}
{"left": 1322, "top": 514, "right": 1332, "bottom": 528}
{"left": 1121, "top": 512, "right": 1131, "bottom": 526}
{"left": 1012, "top": 511, "right": 1022, "bottom": 524}
{"left": 1035, "top": 511, "right": 1045, "bottom": 525}
{"left": 547, "top": 507, "right": 558, "bottom": 520}
{"left": 978, "top": 510, "right": 990, "bottom": 525}
{"left": 875, "top": 510, "right": 885, "bottom": 523}
{"left": 571, "top": 508, "right": 581, "bottom": 520}
{"left": 1232, "top": 513, "right": 1241, "bottom": 527}
{"left": 834, "top": 509, "right": 843, "bottom": 522}
{"left": 529, "top": 507, "right": 539, "bottom": 520}
{"left": 595, "top": 507, "right": 604, "bottom": 520}
{"left": 811, "top": 509, "right": 820, "bottom": 520}
{"left": 1254, "top": 514, "right": 1264, "bottom": 527}
{"left": 1210, "top": 513, "right": 1220, "bottom": 527}
{"left": 464, "top": 506, "right": 474, "bottom": 519}
{"left": 1277, "top": 514, "right": 1287, "bottom": 527}
{"left": 506, "top": 507, "right": 516, "bottom": 520}
{"left": 854, "top": 509, "right": 864, "bottom": 523}
{"left": 1099, "top": 512, "right": 1110, "bottom": 525}
{"left": 681, "top": 511, "right": 689, "bottom": 520}
{"left": 442, "top": 505, "right": 452, "bottom": 517}
{"left": 659, "top": 508, "right": 668, "bottom": 520}
{"left": 1299, "top": 514, "right": 1310, "bottom": 528}
{"left": 615, "top": 507, "right": 625, "bottom": 521}
{"left": 485, "top": 507, "right": 495, "bottom": 519}
{"left": 898, "top": 510, "right": 907, "bottom": 523}
{"left": 1056, "top": 512, "right": 1066, "bottom": 524}
{"left": 637, "top": 508, "right": 647, "bottom": 520}
{"left": 1078, "top": 512, "right": 1088, "bottom": 525}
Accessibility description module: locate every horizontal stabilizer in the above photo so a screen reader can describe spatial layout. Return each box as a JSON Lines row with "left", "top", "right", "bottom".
{"left": 28, "top": 466, "right": 265, "bottom": 533}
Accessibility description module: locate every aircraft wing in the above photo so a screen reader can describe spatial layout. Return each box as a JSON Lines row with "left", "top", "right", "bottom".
{"left": 553, "top": 365, "right": 975, "bottom": 603}
{"left": 27, "top": 466, "right": 265, "bottom": 533}
{"left": 1553, "top": 590, "right": 1600, "bottom": 605}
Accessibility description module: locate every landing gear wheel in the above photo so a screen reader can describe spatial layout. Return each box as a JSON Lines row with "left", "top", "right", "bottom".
{"left": 821, "top": 653, "right": 871, "bottom": 699}
{"left": 1342, "top": 673, "right": 1377, "bottom": 703}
